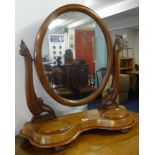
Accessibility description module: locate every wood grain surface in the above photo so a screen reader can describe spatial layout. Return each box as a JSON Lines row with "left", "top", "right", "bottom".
{"left": 16, "top": 112, "right": 138, "bottom": 155}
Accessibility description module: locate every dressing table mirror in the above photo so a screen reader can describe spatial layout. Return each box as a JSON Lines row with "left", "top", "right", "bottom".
{"left": 19, "top": 4, "right": 136, "bottom": 148}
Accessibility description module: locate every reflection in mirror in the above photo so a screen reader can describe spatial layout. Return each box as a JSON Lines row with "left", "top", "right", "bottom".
{"left": 42, "top": 11, "right": 107, "bottom": 100}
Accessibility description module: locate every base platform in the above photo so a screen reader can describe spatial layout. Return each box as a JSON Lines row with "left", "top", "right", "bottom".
{"left": 20, "top": 105, "right": 137, "bottom": 148}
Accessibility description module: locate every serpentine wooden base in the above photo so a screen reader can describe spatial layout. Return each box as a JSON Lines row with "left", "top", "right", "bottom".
{"left": 20, "top": 105, "right": 136, "bottom": 148}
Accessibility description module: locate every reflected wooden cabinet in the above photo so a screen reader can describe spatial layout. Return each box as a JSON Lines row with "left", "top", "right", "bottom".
{"left": 119, "top": 48, "right": 137, "bottom": 90}
{"left": 120, "top": 48, "right": 135, "bottom": 74}
{"left": 44, "top": 64, "right": 96, "bottom": 99}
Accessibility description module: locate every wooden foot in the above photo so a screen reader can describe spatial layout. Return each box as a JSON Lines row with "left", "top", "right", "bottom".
{"left": 121, "top": 129, "right": 129, "bottom": 133}
{"left": 53, "top": 146, "right": 65, "bottom": 152}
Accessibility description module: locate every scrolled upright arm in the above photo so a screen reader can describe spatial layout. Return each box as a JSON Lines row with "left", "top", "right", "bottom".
{"left": 19, "top": 40, "right": 56, "bottom": 123}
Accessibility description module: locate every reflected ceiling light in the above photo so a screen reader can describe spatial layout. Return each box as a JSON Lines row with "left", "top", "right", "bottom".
{"left": 48, "top": 19, "right": 64, "bottom": 30}
{"left": 68, "top": 18, "right": 90, "bottom": 28}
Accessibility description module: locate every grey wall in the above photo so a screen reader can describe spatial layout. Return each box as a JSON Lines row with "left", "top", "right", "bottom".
{"left": 110, "top": 28, "right": 139, "bottom": 64}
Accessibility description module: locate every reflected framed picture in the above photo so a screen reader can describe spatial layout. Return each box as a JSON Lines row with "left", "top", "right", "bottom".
{"left": 69, "top": 34, "right": 75, "bottom": 42}
{"left": 69, "top": 43, "right": 75, "bottom": 49}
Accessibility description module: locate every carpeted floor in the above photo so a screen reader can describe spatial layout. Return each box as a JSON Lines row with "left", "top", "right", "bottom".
{"left": 88, "top": 90, "right": 139, "bottom": 113}
{"left": 124, "top": 90, "right": 139, "bottom": 112}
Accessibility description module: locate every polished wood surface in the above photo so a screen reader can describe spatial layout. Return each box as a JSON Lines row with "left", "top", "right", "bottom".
{"left": 35, "top": 4, "right": 113, "bottom": 106}
{"left": 20, "top": 106, "right": 137, "bottom": 148}
{"left": 16, "top": 112, "right": 138, "bottom": 155}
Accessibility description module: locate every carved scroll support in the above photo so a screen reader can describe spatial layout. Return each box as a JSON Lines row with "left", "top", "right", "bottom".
{"left": 19, "top": 40, "right": 57, "bottom": 123}
{"left": 98, "top": 38, "right": 128, "bottom": 119}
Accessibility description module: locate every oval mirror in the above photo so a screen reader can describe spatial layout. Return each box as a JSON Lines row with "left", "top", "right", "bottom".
{"left": 35, "top": 4, "right": 113, "bottom": 106}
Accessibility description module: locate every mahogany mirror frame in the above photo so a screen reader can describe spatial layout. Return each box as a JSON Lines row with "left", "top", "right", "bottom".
{"left": 35, "top": 4, "right": 113, "bottom": 106}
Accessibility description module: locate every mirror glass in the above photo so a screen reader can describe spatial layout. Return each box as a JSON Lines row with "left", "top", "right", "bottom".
{"left": 42, "top": 11, "right": 107, "bottom": 100}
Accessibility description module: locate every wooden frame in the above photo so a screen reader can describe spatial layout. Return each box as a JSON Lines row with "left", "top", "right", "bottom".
{"left": 35, "top": 4, "right": 113, "bottom": 106}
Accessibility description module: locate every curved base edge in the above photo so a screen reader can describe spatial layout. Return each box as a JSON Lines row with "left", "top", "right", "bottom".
{"left": 20, "top": 106, "right": 137, "bottom": 148}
